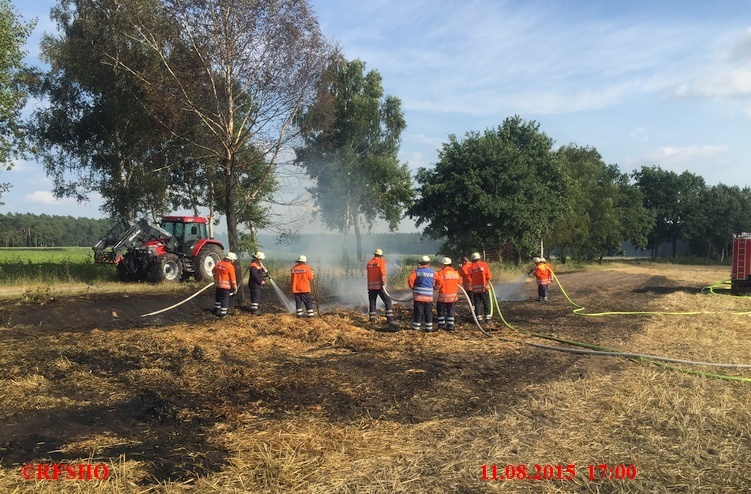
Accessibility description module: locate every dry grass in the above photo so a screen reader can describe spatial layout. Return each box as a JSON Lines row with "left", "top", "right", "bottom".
{"left": 0, "top": 263, "right": 749, "bottom": 493}
{"left": 0, "top": 281, "right": 203, "bottom": 302}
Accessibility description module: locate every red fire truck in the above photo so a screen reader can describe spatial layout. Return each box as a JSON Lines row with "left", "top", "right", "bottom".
{"left": 731, "top": 233, "right": 751, "bottom": 293}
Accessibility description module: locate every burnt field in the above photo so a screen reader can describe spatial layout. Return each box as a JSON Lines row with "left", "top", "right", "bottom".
{"left": 0, "top": 264, "right": 750, "bottom": 493}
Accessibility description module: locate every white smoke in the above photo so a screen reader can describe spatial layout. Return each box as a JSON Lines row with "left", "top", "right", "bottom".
{"left": 492, "top": 274, "right": 529, "bottom": 301}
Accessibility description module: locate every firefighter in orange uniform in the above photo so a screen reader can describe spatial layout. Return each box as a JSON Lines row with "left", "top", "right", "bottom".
{"left": 408, "top": 256, "right": 442, "bottom": 332}
{"left": 248, "top": 251, "right": 268, "bottom": 315}
{"left": 212, "top": 252, "right": 238, "bottom": 317}
{"left": 366, "top": 248, "right": 394, "bottom": 324}
{"left": 436, "top": 257, "right": 461, "bottom": 330}
{"left": 468, "top": 251, "right": 493, "bottom": 323}
{"left": 291, "top": 255, "right": 315, "bottom": 318}
{"left": 459, "top": 256, "right": 472, "bottom": 294}
{"left": 529, "top": 257, "right": 554, "bottom": 302}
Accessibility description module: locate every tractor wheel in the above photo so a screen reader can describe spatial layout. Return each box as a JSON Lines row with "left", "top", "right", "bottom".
{"left": 195, "top": 244, "right": 223, "bottom": 281}
{"left": 149, "top": 253, "right": 183, "bottom": 283}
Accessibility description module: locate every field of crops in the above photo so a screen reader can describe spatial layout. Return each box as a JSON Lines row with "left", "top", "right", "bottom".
{"left": 0, "top": 247, "right": 115, "bottom": 285}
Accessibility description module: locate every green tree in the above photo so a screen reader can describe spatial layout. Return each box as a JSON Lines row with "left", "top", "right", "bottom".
{"left": 633, "top": 165, "right": 705, "bottom": 258}
{"left": 104, "top": 0, "right": 335, "bottom": 255}
{"left": 551, "top": 145, "right": 652, "bottom": 262}
{"left": 296, "top": 57, "right": 414, "bottom": 261}
{"left": 33, "top": 0, "right": 333, "bottom": 256}
{"left": 683, "top": 184, "right": 751, "bottom": 260}
{"left": 409, "top": 116, "right": 568, "bottom": 262}
{"left": 32, "top": 0, "right": 174, "bottom": 220}
{"left": 0, "top": 0, "right": 35, "bottom": 204}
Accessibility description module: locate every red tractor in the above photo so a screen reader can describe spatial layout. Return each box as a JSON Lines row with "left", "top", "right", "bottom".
{"left": 93, "top": 215, "right": 225, "bottom": 283}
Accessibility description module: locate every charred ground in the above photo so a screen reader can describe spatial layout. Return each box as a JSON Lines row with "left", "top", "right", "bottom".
{"left": 0, "top": 268, "right": 749, "bottom": 492}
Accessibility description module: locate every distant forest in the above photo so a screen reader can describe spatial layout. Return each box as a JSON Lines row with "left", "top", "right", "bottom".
{"left": 0, "top": 213, "right": 114, "bottom": 248}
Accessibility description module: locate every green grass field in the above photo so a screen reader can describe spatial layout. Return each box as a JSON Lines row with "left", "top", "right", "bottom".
{"left": 0, "top": 247, "right": 116, "bottom": 285}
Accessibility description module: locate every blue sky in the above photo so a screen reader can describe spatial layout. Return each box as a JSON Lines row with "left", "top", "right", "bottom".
{"left": 5, "top": 0, "right": 751, "bottom": 231}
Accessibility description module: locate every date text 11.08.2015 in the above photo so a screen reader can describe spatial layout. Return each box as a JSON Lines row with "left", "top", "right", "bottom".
{"left": 480, "top": 464, "right": 637, "bottom": 481}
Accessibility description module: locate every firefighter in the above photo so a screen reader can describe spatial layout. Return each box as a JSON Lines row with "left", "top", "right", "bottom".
{"left": 459, "top": 256, "right": 472, "bottom": 294}
{"left": 248, "top": 251, "right": 269, "bottom": 315}
{"left": 366, "top": 248, "right": 394, "bottom": 325}
{"left": 291, "top": 255, "right": 315, "bottom": 318}
{"left": 408, "top": 256, "right": 441, "bottom": 332}
{"left": 212, "top": 252, "right": 238, "bottom": 317}
{"left": 468, "top": 251, "right": 493, "bottom": 323}
{"left": 436, "top": 257, "right": 461, "bottom": 330}
{"left": 529, "top": 257, "right": 554, "bottom": 302}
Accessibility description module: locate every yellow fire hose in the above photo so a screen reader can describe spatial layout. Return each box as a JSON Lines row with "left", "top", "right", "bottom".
{"left": 554, "top": 273, "right": 751, "bottom": 316}
{"left": 479, "top": 274, "right": 751, "bottom": 383}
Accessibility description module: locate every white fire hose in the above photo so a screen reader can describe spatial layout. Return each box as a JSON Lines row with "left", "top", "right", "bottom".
{"left": 140, "top": 282, "right": 215, "bottom": 317}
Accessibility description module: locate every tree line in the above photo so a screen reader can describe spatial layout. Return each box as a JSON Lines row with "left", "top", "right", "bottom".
{"left": 0, "top": 213, "right": 113, "bottom": 247}
{"left": 409, "top": 117, "right": 751, "bottom": 263}
{"left": 1, "top": 1, "right": 749, "bottom": 263}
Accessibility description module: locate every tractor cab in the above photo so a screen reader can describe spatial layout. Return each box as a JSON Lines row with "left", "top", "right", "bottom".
{"left": 160, "top": 216, "right": 210, "bottom": 255}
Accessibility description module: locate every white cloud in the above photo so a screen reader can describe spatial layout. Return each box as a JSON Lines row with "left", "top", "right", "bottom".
{"left": 404, "top": 151, "right": 429, "bottom": 170}
{"left": 675, "top": 66, "right": 751, "bottom": 98}
{"left": 25, "top": 190, "right": 59, "bottom": 204}
{"left": 7, "top": 158, "right": 33, "bottom": 173}
{"left": 353, "top": 2, "right": 703, "bottom": 118}
{"left": 645, "top": 144, "right": 729, "bottom": 165}
{"left": 630, "top": 128, "right": 649, "bottom": 141}
{"left": 673, "top": 26, "right": 751, "bottom": 99}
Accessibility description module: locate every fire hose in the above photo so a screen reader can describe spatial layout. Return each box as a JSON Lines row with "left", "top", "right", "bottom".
{"left": 384, "top": 272, "right": 751, "bottom": 380}
{"left": 554, "top": 273, "right": 751, "bottom": 316}
{"left": 382, "top": 286, "right": 411, "bottom": 303}
{"left": 484, "top": 274, "right": 751, "bottom": 382}
{"left": 140, "top": 281, "right": 215, "bottom": 317}
{"left": 138, "top": 272, "right": 751, "bottom": 381}
{"left": 383, "top": 285, "right": 490, "bottom": 335}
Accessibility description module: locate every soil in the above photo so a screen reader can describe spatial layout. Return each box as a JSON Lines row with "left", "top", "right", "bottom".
{"left": 0, "top": 270, "right": 698, "bottom": 485}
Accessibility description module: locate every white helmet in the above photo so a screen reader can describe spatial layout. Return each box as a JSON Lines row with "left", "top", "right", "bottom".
{"left": 297, "top": 255, "right": 307, "bottom": 263}
{"left": 374, "top": 248, "right": 383, "bottom": 256}
{"left": 225, "top": 252, "right": 238, "bottom": 261}
{"left": 441, "top": 257, "right": 452, "bottom": 265}
{"left": 253, "top": 251, "right": 265, "bottom": 260}
{"left": 533, "top": 257, "right": 541, "bottom": 263}
{"left": 470, "top": 252, "right": 481, "bottom": 261}
{"left": 539, "top": 257, "right": 546, "bottom": 263}
{"left": 420, "top": 255, "right": 431, "bottom": 263}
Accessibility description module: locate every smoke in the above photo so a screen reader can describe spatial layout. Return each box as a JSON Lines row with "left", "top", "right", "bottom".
{"left": 492, "top": 274, "right": 529, "bottom": 301}
{"left": 326, "top": 275, "right": 369, "bottom": 310}
{"left": 311, "top": 252, "right": 415, "bottom": 312}
{"left": 261, "top": 242, "right": 451, "bottom": 313}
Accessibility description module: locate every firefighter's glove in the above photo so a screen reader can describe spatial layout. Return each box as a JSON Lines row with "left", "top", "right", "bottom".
{"left": 229, "top": 290, "right": 236, "bottom": 297}
{"left": 263, "top": 270, "right": 270, "bottom": 278}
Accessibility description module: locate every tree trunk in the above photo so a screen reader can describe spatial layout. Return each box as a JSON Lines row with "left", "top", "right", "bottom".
{"left": 354, "top": 216, "right": 363, "bottom": 262}
{"left": 342, "top": 203, "right": 351, "bottom": 262}
{"left": 224, "top": 159, "right": 246, "bottom": 306}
